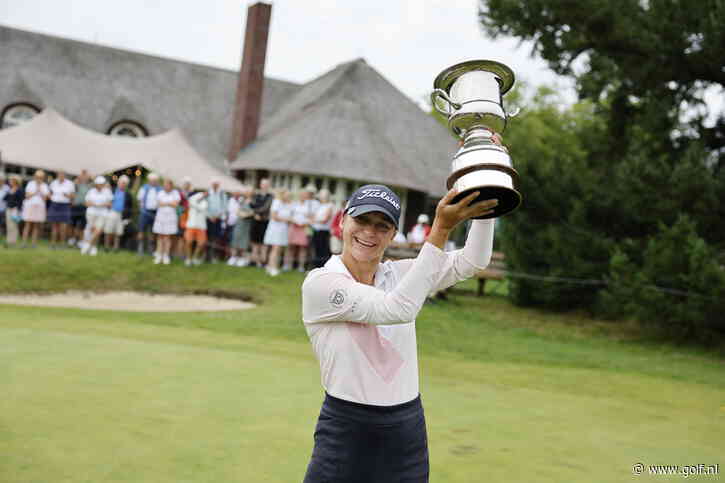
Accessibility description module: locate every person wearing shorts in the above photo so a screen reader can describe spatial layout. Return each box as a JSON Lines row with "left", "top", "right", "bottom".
{"left": 69, "top": 170, "right": 90, "bottom": 247}
{"left": 286, "top": 185, "right": 318, "bottom": 272}
{"left": 81, "top": 176, "right": 112, "bottom": 256}
{"left": 48, "top": 171, "right": 75, "bottom": 248}
{"left": 136, "top": 173, "right": 161, "bottom": 255}
{"left": 301, "top": 177, "right": 501, "bottom": 481}
{"left": 263, "top": 188, "right": 292, "bottom": 276}
{"left": 184, "top": 191, "right": 208, "bottom": 266}
{"left": 103, "top": 175, "right": 132, "bottom": 251}
{"left": 21, "top": 170, "right": 50, "bottom": 247}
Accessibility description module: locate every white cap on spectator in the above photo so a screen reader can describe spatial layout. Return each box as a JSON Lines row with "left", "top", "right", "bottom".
{"left": 148, "top": 172, "right": 160, "bottom": 181}
{"left": 94, "top": 175, "right": 106, "bottom": 185}
{"left": 118, "top": 175, "right": 130, "bottom": 184}
{"left": 182, "top": 176, "right": 192, "bottom": 185}
{"left": 417, "top": 214, "right": 430, "bottom": 224}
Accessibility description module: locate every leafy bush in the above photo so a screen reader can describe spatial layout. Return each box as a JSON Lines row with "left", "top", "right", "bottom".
{"left": 600, "top": 215, "right": 725, "bottom": 342}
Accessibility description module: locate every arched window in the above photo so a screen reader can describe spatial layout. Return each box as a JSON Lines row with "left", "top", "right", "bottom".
{"left": 1, "top": 102, "right": 41, "bottom": 129}
{"left": 107, "top": 120, "right": 148, "bottom": 137}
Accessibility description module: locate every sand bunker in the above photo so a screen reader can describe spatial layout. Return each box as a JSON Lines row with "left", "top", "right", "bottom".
{"left": 0, "top": 291, "right": 254, "bottom": 312}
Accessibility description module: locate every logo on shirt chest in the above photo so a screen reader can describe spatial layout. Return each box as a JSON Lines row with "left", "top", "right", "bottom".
{"left": 329, "top": 289, "right": 347, "bottom": 308}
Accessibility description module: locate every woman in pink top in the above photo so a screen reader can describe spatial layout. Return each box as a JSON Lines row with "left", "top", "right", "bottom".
{"left": 301, "top": 171, "right": 500, "bottom": 481}
{"left": 21, "top": 170, "right": 50, "bottom": 247}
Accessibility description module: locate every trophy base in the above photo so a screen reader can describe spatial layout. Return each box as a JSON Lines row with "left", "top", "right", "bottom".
{"left": 451, "top": 185, "right": 521, "bottom": 219}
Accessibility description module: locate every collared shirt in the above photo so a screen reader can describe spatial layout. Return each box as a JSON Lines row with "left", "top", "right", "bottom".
{"left": 291, "top": 199, "right": 319, "bottom": 226}
{"left": 312, "top": 202, "right": 335, "bottom": 231}
{"left": 137, "top": 184, "right": 161, "bottom": 211}
{"left": 73, "top": 182, "right": 90, "bottom": 206}
{"left": 302, "top": 219, "right": 495, "bottom": 406}
{"left": 85, "top": 187, "right": 113, "bottom": 216}
{"left": 24, "top": 180, "right": 50, "bottom": 207}
{"left": 206, "top": 188, "right": 227, "bottom": 218}
{"left": 49, "top": 178, "right": 75, "bottom": 204}
{"left": 111, "top": 189, "right": 127, "bottom": 213}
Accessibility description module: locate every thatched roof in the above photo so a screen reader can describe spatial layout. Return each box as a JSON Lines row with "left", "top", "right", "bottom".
{"left": 1, "top": 25, "right": 456, "bottom": 196}
{"left": 0, "top": 24, "right": 300, "bottom": 169}
{"left": 230, "top": 59, "right": 456, "bottom": 196}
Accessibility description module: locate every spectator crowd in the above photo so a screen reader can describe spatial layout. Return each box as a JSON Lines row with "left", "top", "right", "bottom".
{"left": 0, "top": 171, "right": 350, "bottom": 275}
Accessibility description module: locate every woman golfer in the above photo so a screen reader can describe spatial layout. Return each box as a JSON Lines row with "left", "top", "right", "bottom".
{"left": 302, "top": 165, "right": 500, "bottom": 481}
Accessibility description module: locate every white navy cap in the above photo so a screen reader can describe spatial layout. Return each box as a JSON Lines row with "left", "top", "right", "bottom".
{"left": 345, "top": 184, "right": 401, "bottom": 229}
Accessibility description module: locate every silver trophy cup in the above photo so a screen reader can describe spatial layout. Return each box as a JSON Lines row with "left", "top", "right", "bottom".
{"left": 432, "top": 60, "right": 522, "bottom": 219}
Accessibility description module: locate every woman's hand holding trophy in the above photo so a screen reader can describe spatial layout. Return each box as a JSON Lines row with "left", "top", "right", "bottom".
{"left": 432, "top": 60, "right": 521, "bottom": 219}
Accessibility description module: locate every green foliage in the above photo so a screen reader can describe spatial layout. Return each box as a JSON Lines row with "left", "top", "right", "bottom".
{"left": 600, "top": 215, "right": 725, "bottom": 340}
{"left": 498, "top": 88, "right": 612, "bottom": 309}
{"left": 479, "top": 0, "right": 725, "bottom": 160}
{"left": 474, "top": 0, "right": 725, "bottom": 338}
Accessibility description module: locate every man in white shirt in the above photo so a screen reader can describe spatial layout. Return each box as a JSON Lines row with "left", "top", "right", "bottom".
{"left": 302, "top": 181, "right": 499, "bottom": 482}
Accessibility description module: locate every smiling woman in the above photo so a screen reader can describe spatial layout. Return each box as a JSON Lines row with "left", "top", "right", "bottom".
{"left": 300, "top": 183, "right": 500, "bottom": 482}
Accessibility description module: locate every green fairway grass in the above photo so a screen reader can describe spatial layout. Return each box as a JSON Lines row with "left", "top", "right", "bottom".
{"left": 1, "top": 247, "right": 724, "bottom": 482}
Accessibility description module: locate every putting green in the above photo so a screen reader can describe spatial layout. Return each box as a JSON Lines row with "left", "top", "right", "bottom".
{"left": 1, "top": 314, "right": 723, "bottom": 482}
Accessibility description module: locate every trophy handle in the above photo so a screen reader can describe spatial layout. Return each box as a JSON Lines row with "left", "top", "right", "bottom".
{"left": 431, "top": 88, "right": 460, "bottom": 116}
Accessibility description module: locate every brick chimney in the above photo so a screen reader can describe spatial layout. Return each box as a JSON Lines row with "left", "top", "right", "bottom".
{"left": 228, "top": 2, "right": 272, "bottom": 161}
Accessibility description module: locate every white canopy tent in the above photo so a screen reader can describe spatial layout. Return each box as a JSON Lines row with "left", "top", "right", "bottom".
{"left": 0, "top": 108, "right": 244, "bottom": 191}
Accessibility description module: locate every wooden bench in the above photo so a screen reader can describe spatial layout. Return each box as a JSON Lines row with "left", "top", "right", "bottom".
{"left": 383, "top": 244, "right": 421, "bottom": 261}
{"left": 386, "top": 245, "right": 506, "bottom": 296}
{"left": 475, "top": 251, "right": 506, "bottom": 296}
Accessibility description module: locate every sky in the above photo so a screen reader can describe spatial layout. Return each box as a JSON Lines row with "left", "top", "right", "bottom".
{"left": 0, "top": 0, "right": 575, "bottom": 108}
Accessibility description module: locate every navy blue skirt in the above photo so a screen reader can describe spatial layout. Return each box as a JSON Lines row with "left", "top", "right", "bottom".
{"left": 47, "top": 201, "right": 71, "bottom": 223}
{"left": 303, "top": 393, "right": 429, "bottom": 483}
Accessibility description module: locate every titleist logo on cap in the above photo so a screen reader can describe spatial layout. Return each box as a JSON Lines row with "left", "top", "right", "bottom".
{"left": 356, "top": 189, "right": 401, "bottom": 210}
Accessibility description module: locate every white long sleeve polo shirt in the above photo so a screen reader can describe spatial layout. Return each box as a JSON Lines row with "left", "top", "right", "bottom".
{"left": 302, "top": 219, "right": 494, "bottom": 406}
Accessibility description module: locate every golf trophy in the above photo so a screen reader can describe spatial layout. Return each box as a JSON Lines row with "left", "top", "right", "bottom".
{"left": 431, "top": 60, "right": 522, "bottom": 219}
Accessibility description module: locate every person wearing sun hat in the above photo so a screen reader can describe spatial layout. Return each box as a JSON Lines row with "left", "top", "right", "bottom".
{"left": 136, "top": 172, "right": 162, "bottom": 256}
{"left": 81, "top": 175, "right": 113, "bottom": 256}
{"left": 301, "top": 176, "right": 500, "bottom": 481}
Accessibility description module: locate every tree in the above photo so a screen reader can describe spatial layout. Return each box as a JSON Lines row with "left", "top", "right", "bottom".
{"left": 475, "top": 0, "right": 725, "bottom": 337}
{"left": 479, "top": 0, "right": 725, "bottom": 167}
